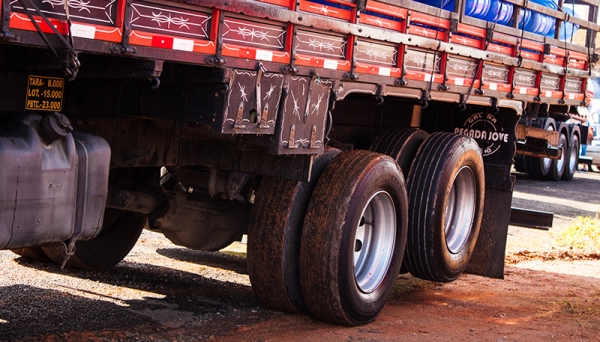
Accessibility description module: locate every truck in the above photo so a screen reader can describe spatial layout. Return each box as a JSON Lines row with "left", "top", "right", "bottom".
{"left": 0, "top": 0, "right": 597, "bottom": 326}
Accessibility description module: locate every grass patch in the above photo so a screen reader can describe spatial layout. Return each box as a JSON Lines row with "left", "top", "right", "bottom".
{"left": 555, "top": 216, "right": 600, "bottom": 251}
{"left": 559, "top": 298, "right": 600, "bottom": 316}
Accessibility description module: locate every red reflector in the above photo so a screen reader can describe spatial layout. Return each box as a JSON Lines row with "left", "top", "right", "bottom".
{"left": 151, "top": 36, "right": 174, "bottom": 49}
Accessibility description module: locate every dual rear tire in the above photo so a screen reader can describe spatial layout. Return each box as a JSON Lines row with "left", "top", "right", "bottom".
{"left": 527, "top": 119, "right": 556, "bottom": 180}
{"left": 525, "top": 119, "right": 577, "bottom": 182}
{"left": 249, "top": 131, "right": 486, "bottom": 324}
{"left": 249, "top": 150, "right": 408, "bottom": 325}
{"left": 545, "top": 131, "right": 567, "bottom": 181}
{"left": 562, "top": 128, "right": 579, "bottom": 181}
{"left": 247, "top": 148, "right": 340, "bottom": 313}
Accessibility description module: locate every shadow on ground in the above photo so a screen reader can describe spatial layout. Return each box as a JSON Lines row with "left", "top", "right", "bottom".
{"left": 1, "top": 255, "right": 260, "bottom": 341}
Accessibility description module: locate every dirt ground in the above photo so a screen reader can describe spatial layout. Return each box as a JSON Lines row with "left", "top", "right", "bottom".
{"left": 1, "top": 169, "right": 599, "bottom": 341}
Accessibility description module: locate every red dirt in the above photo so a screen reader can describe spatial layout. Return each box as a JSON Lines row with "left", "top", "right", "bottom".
{"left": 212, "top": 265, "right": 599, "bottom": 341}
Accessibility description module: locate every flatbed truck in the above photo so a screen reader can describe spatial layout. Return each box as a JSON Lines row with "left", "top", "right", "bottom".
{"left": 1, "top": 0, "right": 597, "bottom": 325}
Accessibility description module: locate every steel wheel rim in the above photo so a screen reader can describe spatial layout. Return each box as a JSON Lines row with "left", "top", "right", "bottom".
{"left": 354, "top": 190, "right": 396, "bottom": 294}
{"left": 543, "top": 126, "right": 555, "bottom": 171}
{"left": 556, "top": 135, "right": 566, "bottom": 172}
{"left": 444, "top": 166, "right": 477, "bottom": 254}
{"left": 568, "top": 137, "right": 578, "bottom": 172}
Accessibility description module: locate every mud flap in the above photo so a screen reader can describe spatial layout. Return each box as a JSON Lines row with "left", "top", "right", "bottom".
{"left": 465, "top": 184, "right": 513, "bottom": 279}
{"left": 451, "top": 107, "right": 520, "bottom": 279}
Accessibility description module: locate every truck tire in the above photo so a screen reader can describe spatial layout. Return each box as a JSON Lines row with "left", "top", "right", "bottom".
{"left": 562, "top": 128, "right": 579, "bottom": 180}
{"left": 370, "top": 127, "right": 429, "bottom": 275}
{"left": 11, "top": 247, "right": 53, "bottom": 263}
{"left": 42, "top": 209, "right": 146, "bottom": 271}
{"left": 369, "top": 128, "right": 429, "bottom": 177}
{"left": 545, "top": 130, "right": 567, "bottom": 181}
{"left": 247, "top": 148, "right": 339, "bottom": 313}
{"left": 514, "top": 155, "right": 528, "bottom": 173}
{"left": 299, "top": 150, "right": 408, "bottom": 325}
{"left": 527, "top": 118, "right": 555, "bottom": 179}
{"left": 405, "top": 132, "right": 484, "bottom": 282}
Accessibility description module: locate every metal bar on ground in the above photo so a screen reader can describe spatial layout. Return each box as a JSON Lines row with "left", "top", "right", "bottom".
{"left": 509, "top": 207, "right": 553, "bottom": 230}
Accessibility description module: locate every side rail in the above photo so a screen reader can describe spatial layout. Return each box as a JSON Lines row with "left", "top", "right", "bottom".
{"left": 0, "top": 0, "right": 597, "bottom": 107}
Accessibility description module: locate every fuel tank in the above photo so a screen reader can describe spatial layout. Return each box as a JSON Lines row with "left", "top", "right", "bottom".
{"left": 0, "top": 113, "right": 110, "bottom": 249}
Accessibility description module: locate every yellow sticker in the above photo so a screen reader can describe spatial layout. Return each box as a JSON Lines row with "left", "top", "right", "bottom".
{"left": 25, "top": 76, "right": 64, "bottom": 111}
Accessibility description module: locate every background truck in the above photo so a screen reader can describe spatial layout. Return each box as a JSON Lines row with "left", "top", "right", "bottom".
{"left": 1, "top": 0, "right": 597, "bottom": 326}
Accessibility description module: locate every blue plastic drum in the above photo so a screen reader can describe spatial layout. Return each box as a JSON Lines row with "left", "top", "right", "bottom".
{"left": 548, "top": 6, "right": 580, "bottom": 41}
{"left": 415, "top": 0, "right": 510, "bottom": 20}
{"left": 519, "top": 0, "right": 558, "bottom": 35}
{"left": 413, "top": 0, "right": 454, "bottom": 10}
{"left": 493, "top": 1, "right": 514, "bottom": 25}
{"left": 481, "top": 0, "right": 501, "bottom": 21}
{"left": 465, "top": 0, "right": 492, "bottom": 18}
{"left": 466, "top": 0, "right": 513, "bottom": 25}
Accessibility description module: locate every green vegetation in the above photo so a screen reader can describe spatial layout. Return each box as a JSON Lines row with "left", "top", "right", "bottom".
{"left": 555, "top": 216, "right": 600, "bottom": 251}
{"left": 559, "top": 297, "right": 600, "bottom": 317}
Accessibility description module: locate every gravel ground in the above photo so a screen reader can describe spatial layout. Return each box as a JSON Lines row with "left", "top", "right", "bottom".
{"left": 508, "top": 170, "right": 600, "bottom": 254}
{"left": 0, "top": 169, "right": 599, "bottom": 341}
{"left": 0, "top": 233, "right": 263, "bottom": 341}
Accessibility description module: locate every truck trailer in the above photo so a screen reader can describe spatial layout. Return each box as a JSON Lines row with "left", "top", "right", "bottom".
{"left": 0, "top": 0, "right": 597, "bottom": 326}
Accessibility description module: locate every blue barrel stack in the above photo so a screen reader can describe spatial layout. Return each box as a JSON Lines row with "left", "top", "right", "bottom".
{"left": 413, "top": 0, "right": 579, "bottom": 40}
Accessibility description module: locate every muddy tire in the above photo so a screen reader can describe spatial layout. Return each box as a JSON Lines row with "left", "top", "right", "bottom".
{"left": 300, "top": 150, "right": 408, "bottom": 325}
{"left": 527, "top": 118, "right": 555, "bottom": 179}
{"left": 11, "top": 247, "right": 53, "bottom": 263}
{"left": 545, "top": 131, "right": 567, "bottom": 181}
{"left": 42, "top": 209, "right": 146, "bottom": 271}
{"left": 247, "top": 148, "right": 340, "bottom": 313}
{"left": 370, "top": 128, "right": 429, "bottom": 177}
{"left": 405, "top": 132, "right": 484, "bottom": 283}
{"left": 562, "top": 128, "right": 579, "bottom": 181}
